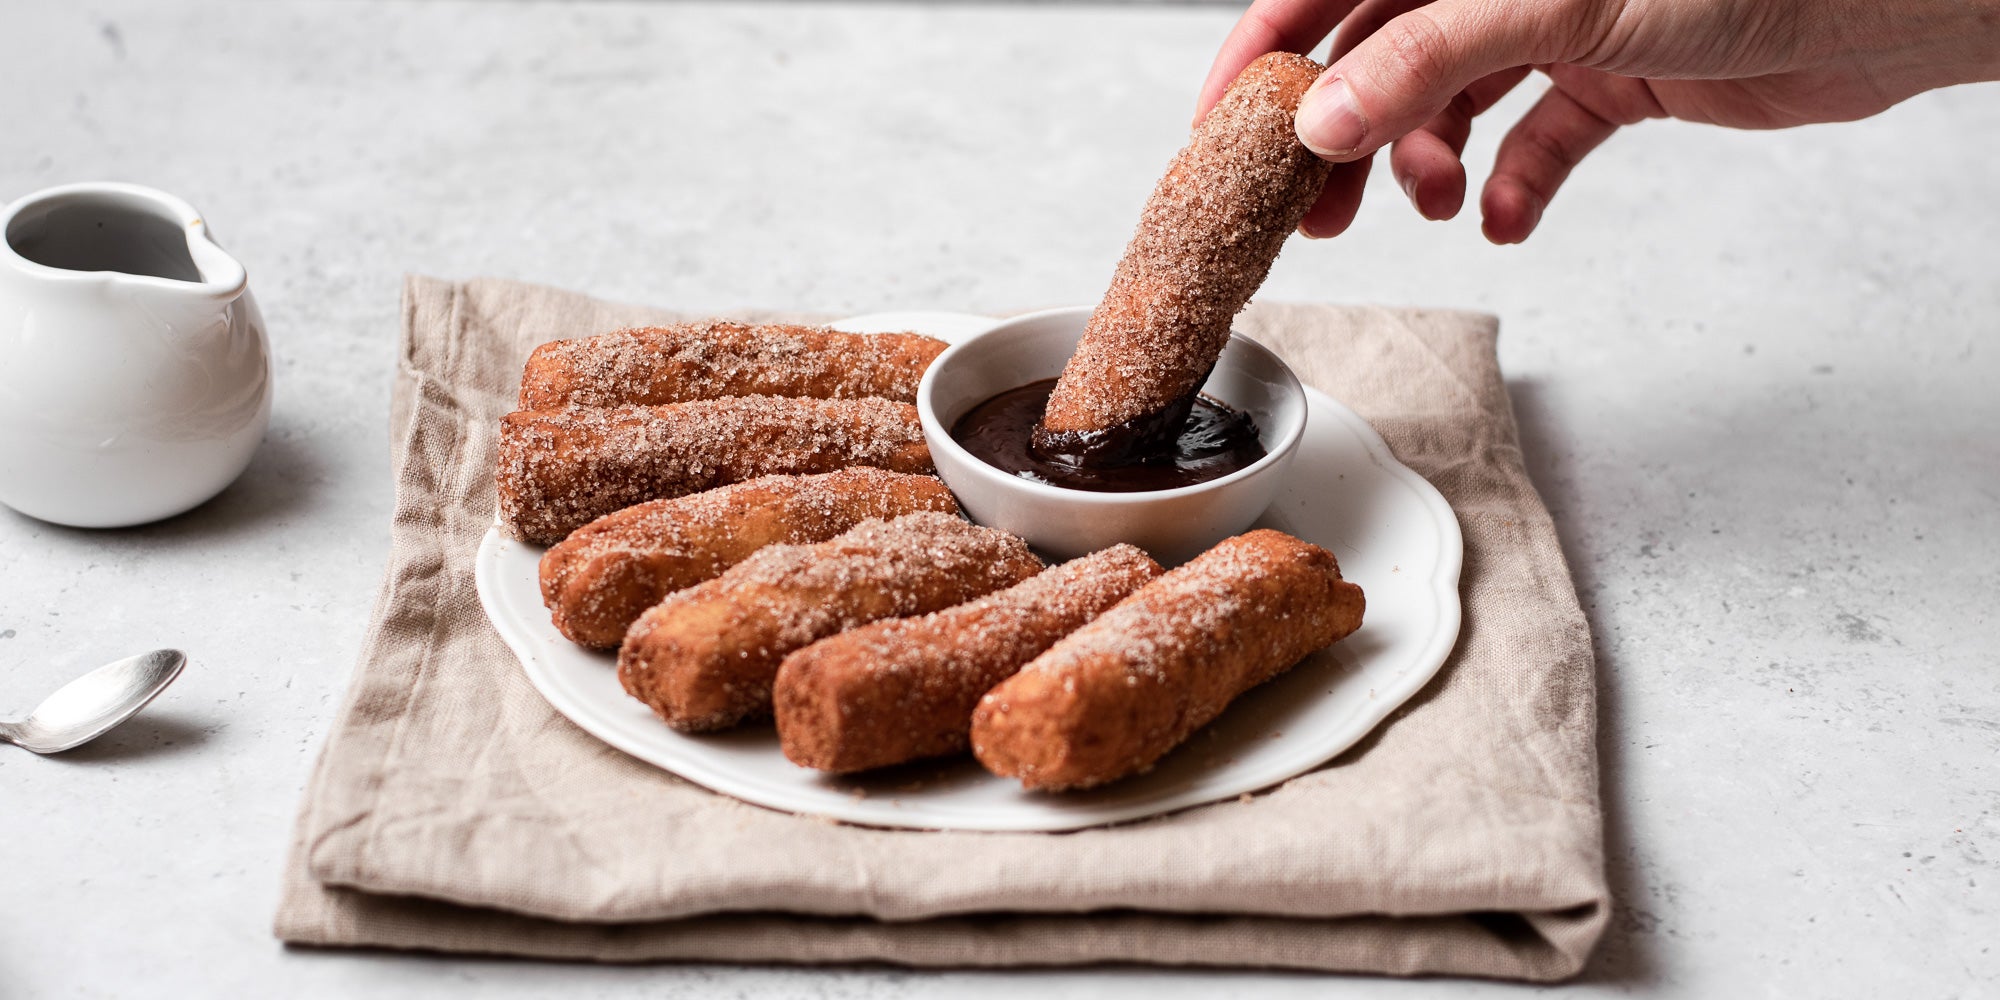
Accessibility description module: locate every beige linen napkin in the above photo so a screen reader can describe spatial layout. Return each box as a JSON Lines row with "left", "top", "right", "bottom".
{"left": 274, "top": 276, "right": 1608, "bottom": 980}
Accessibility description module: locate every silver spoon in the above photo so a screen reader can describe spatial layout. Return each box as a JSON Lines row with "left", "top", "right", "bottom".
{"left": 0, "top": 649, "right": 187, "bottom": 754}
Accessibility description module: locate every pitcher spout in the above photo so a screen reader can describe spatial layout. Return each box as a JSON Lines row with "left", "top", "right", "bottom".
{"left": 177, "top": 221, "right": 249, "bottom": 302}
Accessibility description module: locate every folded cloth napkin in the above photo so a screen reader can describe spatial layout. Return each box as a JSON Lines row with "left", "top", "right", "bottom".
{"left": 274, "top": 276, "right": 1608, "bottom": 979}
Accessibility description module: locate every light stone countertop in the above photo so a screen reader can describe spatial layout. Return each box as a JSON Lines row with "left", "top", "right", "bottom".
{"left": 2, "top": 1, "right": 1994, "bottom": 996}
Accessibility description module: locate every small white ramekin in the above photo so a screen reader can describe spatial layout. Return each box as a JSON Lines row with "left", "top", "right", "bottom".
{"left": 917, "top": 306, "right": 1306, "bottom": 565}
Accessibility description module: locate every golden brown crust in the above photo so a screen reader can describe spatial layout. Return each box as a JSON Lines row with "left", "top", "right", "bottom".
{"left": 970, "top": 529, "right": 1364, "bottom": 791}
{"left": 539, "top": 469, "right": 961, "bottom": 649}
{"left": 773, "top": 544, "right": 1162, "bottom": 773}
{"left": 616, "top": 512, "right": 1044, "bottom": 733}
{"left": 517, "top": 323, "right": 948, "bottom": 409}
{"left": 496, "top": 398, "right": 932, "bottom": 545}
{"left": 1040, "top": 51, "right": 1333, "bottom": 436}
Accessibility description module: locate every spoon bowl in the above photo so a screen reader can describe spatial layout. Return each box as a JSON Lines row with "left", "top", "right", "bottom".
{"left": 0, "top": 649, "right": 186, "bottom": 754}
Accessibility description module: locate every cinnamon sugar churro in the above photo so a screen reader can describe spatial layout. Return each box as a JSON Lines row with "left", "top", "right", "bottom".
{"left": 774, "top": 544, "right": 1162, "bottom": 773}
{"left": 518, "top": 322, "right": 947, "bottom": 409}
{"left": 971, "top": 529, "right": 1364, "bottom": 791}
{"left": 1037, "top": 52, "right": 1332, "bottom": 462}
{"left": 618, "top": 512, "right": 1043, "bottom": 733}
{"left": 496, "top": 398, "right": 931, "bottom": 545}
{"left": 539, "top": 469, "right": 959, "bottom": 649}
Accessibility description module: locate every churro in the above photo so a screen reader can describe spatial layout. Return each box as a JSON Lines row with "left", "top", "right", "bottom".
{"left": 539, "top": 469, "right": 960, "bottom": 649}
{"left": 618, "top": 512, "right": 1043, "bottom": 733}
{"left": 774, "top": 543, "right": 1162, "bottom": 773}
{"left": 971, "top": 529, "right": 1364, "bottom": 791}
{"left": 517, "top": 322, "right": 947, "bottom": 409}
{"left": 1037, "top": 52, "right": 1332, "bottom": 462}
{"left": 496, "top": 398, "right": 931, "bottom": 545}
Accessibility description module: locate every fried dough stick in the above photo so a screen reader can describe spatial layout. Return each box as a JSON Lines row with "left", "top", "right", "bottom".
{"left": 496, "top": 398, "right": 931, "bottom": 545}
{"left": 774, "top": 544, "right": 1162, "bottom": 773}
{"left": 971, "top": 529, "right": 1364, "bottom": 791}
{"left": 540, "top": 469, "right": 960, "bottom": 650}
{"left": 618, "top": 512, "right": 1043, "bottom": 733}
{"left": 1037, "top": 52, "right": 1333, "bottom": 462}
{"left": 517, "top": 322, "right": 948, "bottom": 409}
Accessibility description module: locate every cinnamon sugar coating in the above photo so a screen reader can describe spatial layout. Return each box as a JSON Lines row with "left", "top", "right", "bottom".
{"left": 496, "top": 398, "right": 932, "bottom": 545}
{"left": 774, "top": 544, "right": 1162, "bottom": 773}
{"left": 971, "top": 529, "right": 1364, "bottom": 791}
{"left": 1040, "top": 52, "right": 1332, "bottom": 437}
{"left": 617, "top": 512, "right": 1044, "bottom": 733}
{"left": 517, "top": 322, "right": 948, "bottom": 409}
{"left": 539, "top": 469, "right": 960, "bottom": 650}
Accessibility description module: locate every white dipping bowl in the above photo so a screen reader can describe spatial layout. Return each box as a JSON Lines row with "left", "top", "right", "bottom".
{"left": 917, "top": 306, "right": 1307, "bottom": 565}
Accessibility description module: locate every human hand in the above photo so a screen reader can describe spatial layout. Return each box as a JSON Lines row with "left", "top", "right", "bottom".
{"left": 1197, "top": 0, "right": 2000, "bottom": 242}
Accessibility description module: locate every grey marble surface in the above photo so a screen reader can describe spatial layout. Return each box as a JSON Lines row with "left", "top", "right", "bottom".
{"left": 2, "top": 1, "right": 1994, "bottom": 996}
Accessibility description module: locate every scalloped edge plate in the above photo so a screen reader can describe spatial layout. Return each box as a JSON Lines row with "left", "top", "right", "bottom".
{"left": 475, "top": 310, "right": 1462, "bottom": 831}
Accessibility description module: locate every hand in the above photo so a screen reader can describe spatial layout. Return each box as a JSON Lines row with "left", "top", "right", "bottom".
{"left": 1198, "top": 0, "right": 2000, "bottom": 242}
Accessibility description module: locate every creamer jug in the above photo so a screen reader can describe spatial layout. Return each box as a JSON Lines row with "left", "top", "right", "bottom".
{"left": 0, "top": 182, "right": 270, "bottom": 527}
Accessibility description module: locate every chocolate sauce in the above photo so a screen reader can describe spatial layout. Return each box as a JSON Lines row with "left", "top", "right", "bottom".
{"left": 1031, "top": 391, "right": 1200, "bottom": 467}
{"left": 951, "top": 378, "right": 1265, "bottom": 493}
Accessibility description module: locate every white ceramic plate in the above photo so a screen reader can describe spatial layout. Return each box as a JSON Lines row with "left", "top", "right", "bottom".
{"left": 475, "top": 311, "right": 1463, "bottom": 832}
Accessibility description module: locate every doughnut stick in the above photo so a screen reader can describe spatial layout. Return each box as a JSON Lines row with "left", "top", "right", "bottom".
{"left": 517, "top": 322, "right": 948, "bottom": 409}
{"left": 971, "top": 529, "right": 1364, "bottom": 791}
{"left": 496, "top": 398, "right": 931, "bottom": 545}
{"left": 617, "top": 512, "right": 1044, "bottom": 733}
{"left": 539, "top": 469, "right": 961, "bottom": 649}
{"left": 775, "top": 544, "right": 1162, "bottom": 773}
{"left": 1037, "top": 52, "right": 1333, "bottom": 462}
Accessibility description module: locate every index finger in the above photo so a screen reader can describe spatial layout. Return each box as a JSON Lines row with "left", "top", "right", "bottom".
{"left": 1195, "top": 0, "right": 1364, "bottom": 122}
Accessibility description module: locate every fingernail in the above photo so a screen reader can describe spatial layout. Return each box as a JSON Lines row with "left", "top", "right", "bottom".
{"left": 1398, "top": 172, "right": 1419, "bottom": 207}
{"left": 1297, "top": 78, "right": 1366, "bottom": 158}
{"left": 1297, "top": 222, "right": 1327, "bottom": 240}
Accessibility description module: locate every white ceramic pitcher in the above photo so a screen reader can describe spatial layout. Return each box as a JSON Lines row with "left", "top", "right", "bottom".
{"left": 0, "top": 182, "right": 270, "bottom": 528}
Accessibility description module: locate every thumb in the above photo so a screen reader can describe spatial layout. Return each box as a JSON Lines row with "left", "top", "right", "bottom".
{"left": 1297, "top": 0, "right": 1560, "bottom": 161}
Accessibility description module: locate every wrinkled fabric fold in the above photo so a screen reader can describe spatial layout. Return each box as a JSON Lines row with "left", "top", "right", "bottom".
{"left": 274, "top": 276, "right": 1608, "bottom": 980}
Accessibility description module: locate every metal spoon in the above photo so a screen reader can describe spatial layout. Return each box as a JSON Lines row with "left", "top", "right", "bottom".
{"left": 0, "top": 649, "right": 186, "bottom": 754}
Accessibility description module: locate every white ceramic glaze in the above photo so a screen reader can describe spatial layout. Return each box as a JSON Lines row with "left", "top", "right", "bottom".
{"left": 0, "top": 183, "right": 271, "bottom": 527}
{"left": 916, "top": 306, "right": 1307, "bottom": 565}
{"left": 477, "top": 311, "right": 1463, "bottom": 832}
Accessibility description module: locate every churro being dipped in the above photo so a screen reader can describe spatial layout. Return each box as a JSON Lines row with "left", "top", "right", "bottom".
{"left": 1036, "top": 51, "right": 1332, "bottom": 464}
{"left": 539, "top": 469, "right": 960, "bottom": 649}
{"left": 618, "top": 512, "right": 1044, "bottom": 733}
{"left": 774, "top": 543, "right": 1162, "bottom": 773}
{"left": 496, "top": 397, "right": 931, "bottom": 545}
{"left": 518, "top": 322, "right": 947, "bottom": 409}
{"left": 971, "top": 529, "right": 1364, "bottom": 791}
